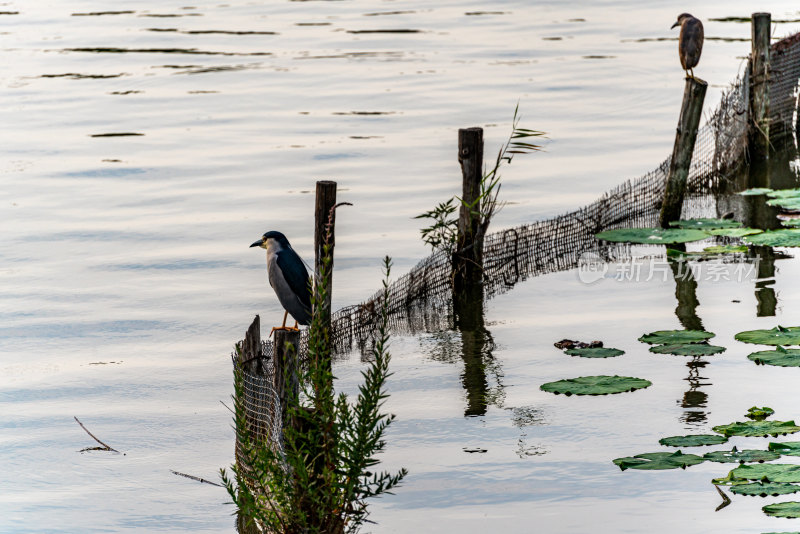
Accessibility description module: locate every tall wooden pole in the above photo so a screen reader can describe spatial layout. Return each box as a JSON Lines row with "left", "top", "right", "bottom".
{"left": 314, "top": 180, "right": 337, "bottom": 333}
{"left": 454, "top": 127, "right": 484, "bottom": 288}
{"left": 273, "top": 329, "right": 300, "bottom": 428}
{"left": 749, "top": 12, "right": 771, "bottom": 161}
{"left": 659, "top": 77, "right": 707, "bottom": 228}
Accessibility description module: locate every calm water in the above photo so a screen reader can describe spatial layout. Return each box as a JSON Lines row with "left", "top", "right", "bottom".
{"left": 4, "top": 1, "right": 800, "bottom": 532}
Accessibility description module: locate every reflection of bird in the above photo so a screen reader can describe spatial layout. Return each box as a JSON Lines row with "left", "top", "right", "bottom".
{"left": 250, "top": 231, "right": 312, "bottom": 333}
{"left": 671, "top": 13, "right": 704, "bottom": 79}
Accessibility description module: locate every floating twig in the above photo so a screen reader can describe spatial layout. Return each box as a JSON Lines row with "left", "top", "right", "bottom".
{"left": 74, "top": 416, "right": 119, "bottom": 453}
{"left": 714, "top": 484, "right": 731, "bottom": 511}
{"left": 170, "top": 470, "right": 223, "bottom": 487}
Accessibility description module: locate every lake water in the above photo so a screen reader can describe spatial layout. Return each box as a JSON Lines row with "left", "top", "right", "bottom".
{"left": 4, "top": 1, "right": 800, "bottom": 532}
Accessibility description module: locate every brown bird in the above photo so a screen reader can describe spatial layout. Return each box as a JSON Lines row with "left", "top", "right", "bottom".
{"left": 671, "top": 13, "right": 704, "bottom": 79}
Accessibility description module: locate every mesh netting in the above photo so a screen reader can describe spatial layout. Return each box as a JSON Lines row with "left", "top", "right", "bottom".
{"left": 234, "top": 32, "right": 800, "bottom": 456}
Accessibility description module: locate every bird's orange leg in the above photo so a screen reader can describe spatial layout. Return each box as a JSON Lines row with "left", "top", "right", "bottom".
{"left": 270, "top": 311, "right": 290, "bottom": 337}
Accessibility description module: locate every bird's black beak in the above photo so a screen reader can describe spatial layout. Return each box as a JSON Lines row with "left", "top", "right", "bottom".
{"left": 250, "top": 240, "right": 263, "bottom": 248}
{"left": 671, "top": 21, "right": 680, "bottom": 29}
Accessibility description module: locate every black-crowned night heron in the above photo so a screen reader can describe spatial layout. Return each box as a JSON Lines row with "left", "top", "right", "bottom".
{"left": 671, "top": 13, "right": 704, "bottom": 79}
{"left": 250, "top": 230, "right": 312, "bottom": 333}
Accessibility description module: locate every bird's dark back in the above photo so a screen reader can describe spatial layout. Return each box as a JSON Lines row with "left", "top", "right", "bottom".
{"left": 680, "top": 17, "right": 704, "bottom": 70}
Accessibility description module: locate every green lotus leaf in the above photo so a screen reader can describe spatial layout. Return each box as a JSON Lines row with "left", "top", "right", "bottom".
{"left": 595, "top": 228, "right": 708, "bottom": 244}
{"left": 564, "top": 347, "right": 624, "bottom": 358}
{"left": 736, "top": 327, "right": 800, "bottom": 346}
{"left": 767, "top": 188, "right": 800, "bottom": 199}
{"left": 638, "top": 329, "right": 715, "bottom": 345}
{"left": 762, "top": 531, "right": 800, "bottom": 534}
{"left": 705, "top": 228, "right": 762, "bottom": 238}
{"left": 731, "top": 482, "right": 800, "bottom": 496}
{"left": 781, "top": 218, "right": 800, "bottom": 228}
{"left": 670, "top": 218, "right": 743, "bottom": 229}
{"left": 745, "top": 229, "right": 800, "bottom": 247}
{"left": 713, "top": 420, "right": 800, "bottom": 438}
{"left": 703, "top": 448, "right": 780, "bottom": 464}
{"left": 731, "top": 464, "right": 800, "bottom": 482}
{"left": 540, "top": 375, "right": 651, "bottom": 396}
{"left": 712, "top": 471, "right": 751, "bottom": 486}
{"left": 612, "top": 450, "right": 704, "bottom": 471}
{"left": 769, "top": 442, "right": 800, "bottom": 456}
{"left": 738, "top": 188, "right": 773, "bottom": 196}
{"left": 649, "top": 343, "right": 726, "bottom": 356}
{"left": 749, "top": 348, "right": 800, "bottom": 366}
{"left": 763, "top": 501, "right": 800, "bottom": 518}
{"left": 767, "top": 197, "right": 800, "bottom": 210}
{"left": 659, "top": 434, "right": 728, "bottom": 447}
{"left": 747, "top": 406, "right": 776, "bottom": 420}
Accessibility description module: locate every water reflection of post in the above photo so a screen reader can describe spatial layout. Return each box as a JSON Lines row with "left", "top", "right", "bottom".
{"left": 669, "top": 257, "right": 709, "bottom": 426}
{"left": 453, "top": 283, "right": 495, "bottom": 417}
{"left": 752, "top": 245, "right": 777, "bottom": 317}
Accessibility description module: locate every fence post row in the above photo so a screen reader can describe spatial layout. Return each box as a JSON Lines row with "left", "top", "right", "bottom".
{"left": 749, "top": 12, "right": 771, "bottom": 161}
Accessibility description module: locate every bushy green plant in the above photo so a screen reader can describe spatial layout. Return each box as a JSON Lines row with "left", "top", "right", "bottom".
{"left": 416, "top": 104, "right": 545, "bottom": 253}
{"left": 221, "top": 254, "right": 406, "bottom": 533}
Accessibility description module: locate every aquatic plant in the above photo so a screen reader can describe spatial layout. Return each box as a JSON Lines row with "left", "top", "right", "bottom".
{"left": 612, "top": 451, "right": 704, "bottom": 471}
{"left": 563, "top": 347, "right": 624, "bottom": 358}
{"left": 735, "top": 326, "right": 800, "bottom": 346}
{"left": 416, "top": 104, "right": 544, "bottom": 253}
{"left": 638, "top": 329, "right": 714, "bottom": 344}
{"left": 649, "top": 343, "right": 726, "bottom": 356}
{"left": 712, "top": 420, "right": 800, "bottom": 438}
{"left": 221, "top": 255, "right": 406, "bottom": 533}
{"left": 595, "top": 227, "right": 707, "bottom": 244}
{"left": 763, "top": 501, "right": 800, "bottom": 518}
{"left": 540, "top": 375, "right": 651, "bottom": 396}
{"left": 769, "top": 442, "right": 800, "bottom": 456}
{"left": 730, "top": 482, "right": 800, "bottom": 496}
{"left": 747, "top": 406, "right": 776, "bottom": 420}
{"left": 703, "top": 447, "right": 780, "bottom": 464}
{"left": 669, "top": 218, "right": 742, "bottom": 229}
{"left": 658, "top": 434, "right": 728, "bottom": 447}
{"left": 745, "top": 229, "right": 800, "bottom": 247}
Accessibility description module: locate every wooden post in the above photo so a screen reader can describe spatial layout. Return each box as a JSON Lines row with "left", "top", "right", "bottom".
{"left": 239, "top": 315, "right": 262, "bottom": 374}
{"left": 454, "top": 127, "right": 484, "bottom": 288}
{"left": 659, "top": 77, "right": 707, "bottom": 228}
{"left": 314, "top": 180, "right": 337, "bottom": 332}
{"left": 273, "top": 329, "right": 300, "bottom": 428}
{"left": 749, "top": 12, "right": 771, "bottom": 161}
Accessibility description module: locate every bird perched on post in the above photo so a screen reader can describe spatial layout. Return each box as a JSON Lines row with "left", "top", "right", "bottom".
{"left": 671, "top": 13, "right": 704, "bottom": 79}
{"left": 250, "top": 231, "right": 312, "bottom": 334}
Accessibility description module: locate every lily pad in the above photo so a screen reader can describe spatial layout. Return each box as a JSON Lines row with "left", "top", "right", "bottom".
{"left": 747, "top": 406, "right": 776, "bottom": 420}
{"left": 730, "top": 464, "right": 800, "bottom": 483}
{"left": 745, "top": 229, "right": 800, "bottom": 247}
{"left": 731, "top": 482, "right": 800, "bottom": 496}
{"left": 738, "top": 188, "right": 773, "bottom": 196}
{"left": 736, "top": 326, "right": 800, "bottom": 346}
{"left": 612, "top": 450, "right": 705, "bottom": 471}
{"left": 767, "top": 197, "right": 800, "bottom": 211}
{"left": 781, "top": 218, "right": 800, "bottom": 227}
{"left": 670, "top": 218, "right": 742, "bottom": 229}
{"left": 595, "top": 228, "right": 708, "bottom": 244}
{"left": 705, "top": 228, "right": 762, "bottom": 238}
{"left": 767, "top": 188, "right": 800, "bottom": 199}
{"left": 764, "top": 501, "right": 800, "bottom": 518}
{"left": 749, "top": 347, "right": 800, "bottom": 366}
{"left": 659, "top": 434, "right": 728, "bottom": 447}
{"left": 540, "top": 375, "right": 651, "bottom": 396}
{"left": 564, "top": 347, "right": 624, "bottom": 358}
{"left": 769, "top": 442, "right": 800, "bottom": 456}
{"left": 713, "top": 420, "right": 800, "bottom": 438}
{"left": 649, "top": 343, "right": 726, "bottom": 356}
{"left": 638, "top": 329, "right": 714, "bottom": 345}
{"left": 703, "top": 447, "right": 780, "bottom": 464}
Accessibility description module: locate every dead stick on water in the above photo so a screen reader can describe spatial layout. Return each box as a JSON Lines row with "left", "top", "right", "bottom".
{"left": 74, "top": 416, "right": 119, "bottom": 453}
{"left": 170, "top": 470, "right": 223, "bottom": 487}
{"left": 714, "top": 485, "right": 731, "bottom": 511}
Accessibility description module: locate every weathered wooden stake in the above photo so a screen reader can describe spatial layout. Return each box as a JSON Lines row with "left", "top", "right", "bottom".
{"left": 273, "top": 329, "right": 300, "bottom": 427}
{"left": 659, "top": 77, "right": 708, "bottom": 228}
{"left": 314, "top": 180, "right": 337, "bottom": 333}
{"left": 239, "top": 314, "right": 262, "bottom": 374}
{"left": 454, "top": 127, "right": 484, "bottom": 287}
{"left": 749, "top": 12, "right": 771, "bottom": 161}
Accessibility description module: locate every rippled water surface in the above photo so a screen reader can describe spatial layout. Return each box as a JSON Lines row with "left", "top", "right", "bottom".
{"left": 5, "top": 1, "right": 800, "bottom": 532}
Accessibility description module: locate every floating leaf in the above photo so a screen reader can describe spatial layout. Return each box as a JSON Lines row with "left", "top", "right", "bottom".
{"left": 702, "top": 245, "right": 750, "bottom": 253}
{"left": 767, "top": 197, "right": 800, "bottom": 211}
{"left": 639, "top": 330, "right": 715, "bottom": 345}
{"left": 747, "top": 407, "right": 776, "bottom": 420}
{"left": 763, "top": 501, "right": 800, "bottom": 518}
{"left": 564, "top": 347, "right": 624, "bottom": 358}
{"left": 738, "top": 188, "right": 773, "bottom": 196}
{"left": 712, "top": 471, "right": 751, "bottom": 486}
{"left": 659, "top": 434, "right": 728, "bottom": 447}
{"left": 767, "top": 188, "right": 800, "bottom": 199}
{"left": 769, "top": 442, "right": 800, "bottom": 456}
{"left": 612, "top": 450, "right": 704, "bottom": 471}
{"left": 595, "top": 228, "right": 708, "bottom": 244}
{"left": 670, "top": 218, "right": 743, "bottom": 229}
{"left": 540, "top": 375, "right": 651, "bottom": 396}
{"left": 730, "top": 464, "right": 800, "bottom": 482}
{"left": 736, "top": 327, "right": 800, "bottom": 346}
{"left": 704, "top": 447, "right": 780, "bottom": 464}
{"left": 749, "top": 348, "right": 800, "bottom": 366}
{"left": 649, "top": 343, "right": 726, "bottom": 356}
{"left": 745, "top": 229, "right": 800, "bottom": 247}
{"left": 731, "top": 482, "right": 800, "bottom": 496}
{"left": 713, "top": 420, "right": 800, "bottom": 438}
{"left": 781, "top": 218, "right": 800, "bottom": 228}
{"left": 705, "top": 228, "right": 762, "bottom": 238}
